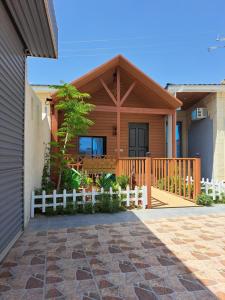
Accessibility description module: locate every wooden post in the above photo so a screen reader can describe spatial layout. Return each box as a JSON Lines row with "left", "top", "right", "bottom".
{"left": 172, "top": 111, "right": 176, "bottom": 157}
{"left": 51, "top": 104, "right": 58, "bottom": 142}
{"left": 194, "top": 158, "right": 201, "bottom": 202}
{"left": 116, "top": 68, "right": 121, "bottom": 158}
{"left": 145, "top": 157, "right": 152, "bottom": 208}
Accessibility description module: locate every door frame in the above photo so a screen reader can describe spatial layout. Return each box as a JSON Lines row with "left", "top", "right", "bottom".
{"left": 128, "top": 122, "right": 149, "bottom": 157}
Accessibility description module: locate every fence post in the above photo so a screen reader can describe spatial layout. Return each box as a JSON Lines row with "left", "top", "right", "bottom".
{"left": 53, "top": 190, "right": 57, "bottom": 211}
{"left": 145, "top": 157, "right": 151, "bottom": 208}
{"left": 134, "top": 186, "right": 138, "bottom": 206}
{"left": 126, "top": 185, "right": 130, "bottom": 207}
{"left": 116, "top": 159, "right": 121, "bottom": 177}
{"left": 92, "top": 187, "right": 96, "bottom": 205}
{"left": 42, "top": 190, "right": 46, "bottom": 213}
{"left": 72, "top": 189, "right": 76, "bottom": 207}
{"left": 194, "top": 158, "right": 201, "bottom": 202}
{"left": 63, "top": 189, "right": 67, "bottom": 208}
{"left": 31, "top": 191, "right": 35, "bottom": 218}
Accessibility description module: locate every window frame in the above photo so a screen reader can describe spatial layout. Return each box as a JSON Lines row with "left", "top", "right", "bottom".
{"left": 78, "top": 136, "right": 107, "bottom": 156}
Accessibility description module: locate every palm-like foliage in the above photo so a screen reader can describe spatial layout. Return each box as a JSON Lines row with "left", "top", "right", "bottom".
{"left": 51, "top": 83, "right": 95, "bottom": 190}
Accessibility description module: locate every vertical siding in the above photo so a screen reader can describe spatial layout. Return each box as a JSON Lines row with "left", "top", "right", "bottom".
{"left": 57, "top": 74, "right": 166, "bottom": 158}
{"left": 0, "top": 1, "right": 25, "bottom": 257}
{"left": 59, "top": 111, "right": 165, "bottom": 157}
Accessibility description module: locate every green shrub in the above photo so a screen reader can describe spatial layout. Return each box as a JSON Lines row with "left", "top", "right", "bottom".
{"left": 61, "top": 168, "right": 81, "bottom": 190}
{"left": 83, "top": 202, "right": 93, "bottom": 214}
{"left": 116, "top": 175, "right": 129, "bottom": 189}
{"left": 197, "top": 193, "right": 213, "bottom": 206}
{"left": 96, "top": 173, "right": 115, "bottom": 191}
{"left": 96, "top": 193, "right": 123, "bottom": 213}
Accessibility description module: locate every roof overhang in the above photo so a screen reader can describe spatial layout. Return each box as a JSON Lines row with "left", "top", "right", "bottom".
{"left": 53, "top": 55, "right": 182, "bottom": 109}
{"left": 3, "top": 0, "right": 58, "bottom": 58}
{"left": 166, "top": 84, "right": 225, "bottom": 109}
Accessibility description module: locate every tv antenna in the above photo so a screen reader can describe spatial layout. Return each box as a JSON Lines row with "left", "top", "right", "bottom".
{"left": 208, "top": 34, "right": 225, "bottom": 52}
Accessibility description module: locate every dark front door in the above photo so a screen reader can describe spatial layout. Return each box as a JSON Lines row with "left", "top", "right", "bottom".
{"left": 129, "top": 123, "right": 149, "bottom": 157}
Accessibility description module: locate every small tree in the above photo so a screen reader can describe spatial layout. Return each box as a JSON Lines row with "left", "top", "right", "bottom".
{"left": 51, "top": 83, "right": 95, "bottom": 190}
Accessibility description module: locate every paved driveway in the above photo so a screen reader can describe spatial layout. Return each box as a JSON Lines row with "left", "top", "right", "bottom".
{"left": 1, "top": 212, "right": 225, "bottom": 299}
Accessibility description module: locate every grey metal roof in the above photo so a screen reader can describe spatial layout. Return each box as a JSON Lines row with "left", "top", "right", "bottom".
{"left": 3, "top": 0, "right": 58, "bottom": 58}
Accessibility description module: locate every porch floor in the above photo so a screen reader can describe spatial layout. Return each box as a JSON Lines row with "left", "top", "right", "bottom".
{"left": 151, "top": 187, "right": 199, "bottom": 209}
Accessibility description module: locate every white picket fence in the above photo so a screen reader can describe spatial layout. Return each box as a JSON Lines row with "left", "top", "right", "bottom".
{"left": 201, "top": 178, "right": 225, "bottom": 200}
{"left": 31, "top": 185, "right": 147, "bottom": 217}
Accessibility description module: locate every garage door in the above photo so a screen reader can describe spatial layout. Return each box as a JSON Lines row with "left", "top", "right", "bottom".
{"left": 0, "top": 1, "right": 25, "bottom": 258}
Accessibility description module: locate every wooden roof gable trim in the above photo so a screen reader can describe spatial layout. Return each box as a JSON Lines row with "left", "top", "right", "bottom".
{"left": 52, "top": 55, "right": 182, "bottom": 109}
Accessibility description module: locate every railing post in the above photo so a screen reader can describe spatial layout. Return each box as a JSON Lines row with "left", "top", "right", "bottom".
{"left": 194, "top": 158, "right": 201, "bottom": 202}
{"left": 145, "top": 157, "right": 152, "bottom": 208}
{"left": 116, "top": 159, "right": 121, "bottom": 177}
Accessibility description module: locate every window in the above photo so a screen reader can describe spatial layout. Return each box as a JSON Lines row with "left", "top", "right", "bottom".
{"left": 176, "top": 122, "right": 182, "bottom": 158}
{"left": 79, "top": 137, "right": 106, "bottom": 156}
{"left": 165, "top": 121, "right": 182, "bottom": 157}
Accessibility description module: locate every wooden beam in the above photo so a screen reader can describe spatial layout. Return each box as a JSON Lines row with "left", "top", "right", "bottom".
{"left": 117, "top": 67, "right": 121, "bottom": 104}
{"left": 117, "top": 68, "right": 121, "bottom": 158}
{"left": 94, "top": 106, "right": 174, "bottom": 115}
{"left": 120, "top": 107, "right": 174, "bottom": 115}
{"left": 100, "top": 79, "right": 117, "bottom": 105}
{"left": 120, "top": 82, "right": 136, "bottom": 105}
{"left": 172, "top": 111, "right": 176, "bottom": 157}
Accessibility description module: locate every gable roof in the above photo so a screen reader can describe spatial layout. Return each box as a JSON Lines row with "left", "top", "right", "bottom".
{"left": 53, "top": 55, "right": 182, "bottom": 109}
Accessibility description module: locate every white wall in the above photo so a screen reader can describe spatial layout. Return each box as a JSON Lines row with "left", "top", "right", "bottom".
{"left": 24, "top": 83, "right": 51, "bottom": 226}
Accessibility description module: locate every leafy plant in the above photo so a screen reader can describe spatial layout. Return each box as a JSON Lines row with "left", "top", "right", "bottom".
{"left": 61, "top": 168, "right": 81, "bottom": 190}
{"left": 41, "top": 146, "right": 54, "bottom": 192}
{"left": 96, "top": 173, "right": 115, "bottom": 191}
{"left": 50, "top": 83, "right": 95, "bottom": 190}
{"left": 116, "top": 175, "right": 129, "bottom": 189}
{"left": 96, "top": 193, "right": 123, "bottom": 213}
{"left": 83, "top": 202, "right": 94, "bottom": 214}
{"left": 197, "top": 193, "right": 213, "bottom": 206}
{"left": 80, "top": 172, "right": 93, "bottom": 189}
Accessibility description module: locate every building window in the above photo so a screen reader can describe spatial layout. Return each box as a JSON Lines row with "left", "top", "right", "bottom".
{"left": 79, "top": 136, "right": 106, "bottom": 156}
{"left": 165, "top": 121, "right": 182, "bottom": 157}
{"left": 176, "top": 122, "right": 182, "bottom": 158}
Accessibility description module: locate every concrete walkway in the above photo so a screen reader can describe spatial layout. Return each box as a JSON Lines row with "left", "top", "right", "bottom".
{"left": 28, "top": 204, "right": 225, "bottom": 231}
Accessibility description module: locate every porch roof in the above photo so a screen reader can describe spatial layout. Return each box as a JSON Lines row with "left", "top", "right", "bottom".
{"left": 53, "top": 55, "right": 182, "bottom": 109}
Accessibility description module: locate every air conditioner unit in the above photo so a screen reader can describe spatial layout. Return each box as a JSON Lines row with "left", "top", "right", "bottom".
{"left": 191, "top": 108, "right": 208, "bottom": 121}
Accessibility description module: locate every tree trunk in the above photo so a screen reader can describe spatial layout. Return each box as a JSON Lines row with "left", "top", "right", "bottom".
{"left": 56, "top": 132, "right": 69, "bottom": 191}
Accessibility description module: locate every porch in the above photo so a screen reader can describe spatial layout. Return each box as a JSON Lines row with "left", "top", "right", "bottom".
{"left": 66, "top": 156, "right": 201, "bottom": 208}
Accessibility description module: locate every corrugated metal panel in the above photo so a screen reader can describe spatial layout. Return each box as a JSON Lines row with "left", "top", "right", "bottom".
{"left": 3, "top": 0, "right": 58, "bottom": 58}
{"left": 0, "top": 1, "right": 25, "bottom": 256}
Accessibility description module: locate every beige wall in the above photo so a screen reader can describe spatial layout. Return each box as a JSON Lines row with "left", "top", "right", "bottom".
{"left": 177, "top": 92, "right": 225, "bottom": 180}
{"left": 24, "top": 84, "right": 51, "bottom": 226}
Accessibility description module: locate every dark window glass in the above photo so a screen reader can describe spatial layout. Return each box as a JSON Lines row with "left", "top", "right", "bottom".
{"left": 165, "top": 121, "right": 182, "bottom": 157}
{"left": 176, "top": 122, "right": 182, "bottom": 158}
{"left": 79, "top": 137, "right": 106, "bottom": 156}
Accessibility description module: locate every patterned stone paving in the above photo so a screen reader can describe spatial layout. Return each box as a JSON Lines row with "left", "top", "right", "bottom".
{"left": 1, "top": 213, "right": 225, "bottom": 299}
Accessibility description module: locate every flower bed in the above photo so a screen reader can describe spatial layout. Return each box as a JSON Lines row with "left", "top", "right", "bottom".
{"left": 31, "top": 186, "right": 147, "bottom": 216}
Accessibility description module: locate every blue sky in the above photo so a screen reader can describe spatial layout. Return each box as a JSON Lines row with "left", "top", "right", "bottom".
{"left": 28, "top": 0, "right": 225, "bottom": 86}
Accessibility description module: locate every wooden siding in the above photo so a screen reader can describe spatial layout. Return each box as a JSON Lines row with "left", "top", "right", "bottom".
{"left": 59, "top": 111, "right": 165, "bottom": 158}
{"left": 0, "top": 1, "right": 25, "bottom": 258}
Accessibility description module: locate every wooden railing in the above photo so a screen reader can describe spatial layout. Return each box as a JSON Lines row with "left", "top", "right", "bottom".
{"left": 151, "top": 158, "right": 201, "bottom": 202}
{"left": 116, "top": 157, "right": 151, "bottom": 208}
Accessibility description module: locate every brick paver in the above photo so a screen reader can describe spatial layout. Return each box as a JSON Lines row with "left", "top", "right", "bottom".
{"left": 1, "top": 213, "right": 225, "bottom": 299}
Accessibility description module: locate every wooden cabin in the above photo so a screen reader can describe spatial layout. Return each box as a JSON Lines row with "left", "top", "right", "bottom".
{"left": 51, "top": 55, "right": 182, "bottom": 159}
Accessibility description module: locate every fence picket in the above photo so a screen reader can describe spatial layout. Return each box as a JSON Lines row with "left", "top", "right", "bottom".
{"left": 53, "top": 190, "right": 57, "bottom": 211}
{"left": 31, "top": 185, "right": 147, "bottom": 217}
{"left": 42, "top": 190, "right": 46, "bottom": 213}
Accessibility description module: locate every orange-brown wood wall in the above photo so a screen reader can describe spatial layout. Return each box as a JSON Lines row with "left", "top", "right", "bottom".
{"left": 58, "top": 111, "right": 165, "bottom": 158}
{"left": 57, "top": 80, "right": 166, "bottom": 158}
